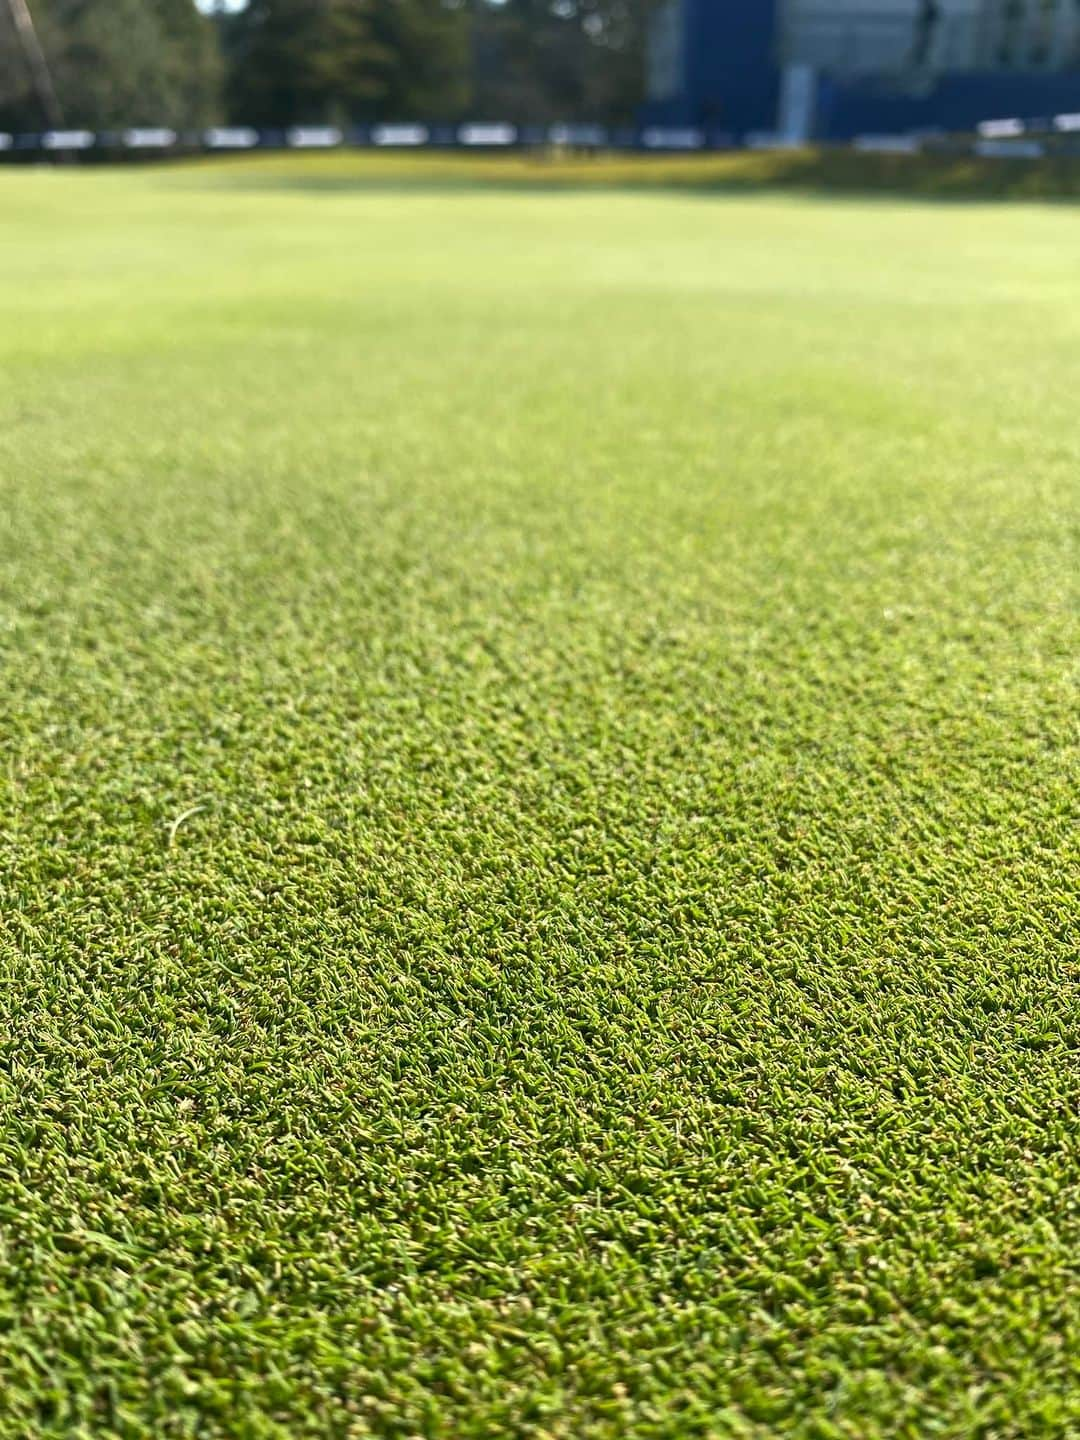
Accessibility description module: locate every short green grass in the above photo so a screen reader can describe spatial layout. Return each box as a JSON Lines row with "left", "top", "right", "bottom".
{"left": 1, "top": 154, "right": 1077, "bottom": 1439}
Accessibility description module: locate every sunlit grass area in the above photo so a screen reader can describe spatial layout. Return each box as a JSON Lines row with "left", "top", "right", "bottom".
{"left": 1, "top": 154, "right": 1077, "bottom": 1438}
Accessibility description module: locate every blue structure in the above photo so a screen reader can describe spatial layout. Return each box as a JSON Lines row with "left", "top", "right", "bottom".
{"left": 643, "top": 1, "right": 1080, "bottom": 141}
{"left": 818, "top": 71, "right": 1080, "bottom": 138}
{"left": 643, "top": 0, "right": 780, "bottom": 135}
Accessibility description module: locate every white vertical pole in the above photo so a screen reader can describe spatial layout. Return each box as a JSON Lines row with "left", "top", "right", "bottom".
{"left": 6, "top": 0, "right": 63, "bottom": 128}
{"left": 777, "top": 63, "right": 817, "bottom": 143}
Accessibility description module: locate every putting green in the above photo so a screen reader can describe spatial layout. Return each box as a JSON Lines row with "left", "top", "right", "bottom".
{"left": 1, "top": 155, "right": 1077, "bottom": 1438}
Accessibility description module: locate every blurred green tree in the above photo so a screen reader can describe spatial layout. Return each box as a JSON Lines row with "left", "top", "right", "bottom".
{"left": 0, "top": 0, "right": 223, "bottom": 129}
{"left": 469, "top": 0, "right": 652, "bottom": 124}
{"left": 0, "top": 0, "right": 652, "bottom": 135}
{"left": 222, "top": 0, "right": 646, "bottom": 127}
{"left": 223, "top": 0, "right": 468, "bottom": 125}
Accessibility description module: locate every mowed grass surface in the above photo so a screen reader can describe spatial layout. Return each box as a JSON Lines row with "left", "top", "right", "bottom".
{"left": 0, "top": 155, "right": 1077, "bottom": 1439}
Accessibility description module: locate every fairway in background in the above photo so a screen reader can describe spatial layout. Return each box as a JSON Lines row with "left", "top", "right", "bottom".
{"left": 0, "top": 157, "right": 1077, "bottom": 1439}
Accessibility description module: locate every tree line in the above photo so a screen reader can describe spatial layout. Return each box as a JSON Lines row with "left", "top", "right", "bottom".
{"left": 0, "top": 0, "right": 654, "bottom": 133}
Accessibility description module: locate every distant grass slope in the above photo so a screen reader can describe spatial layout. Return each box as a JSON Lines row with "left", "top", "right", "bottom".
{"left": 0, "top": 157, "right": 1077, "bottom": 1439}
{"left": 84, "top": 143, "right": 1080, "bottom": 199}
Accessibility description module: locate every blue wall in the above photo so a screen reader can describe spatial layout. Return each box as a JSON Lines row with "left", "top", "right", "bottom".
{"left": 818, "top": 72, "right": 1080, "bottom": 139}
{"left": 644, "top": 0, "right": 780, "bottom": 135}
{"left": 643, "top": 0, "right": 1080, "bottom": 140}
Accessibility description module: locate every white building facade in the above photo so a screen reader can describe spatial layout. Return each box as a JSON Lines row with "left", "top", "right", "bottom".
{"left": 782, "top": 0, "right": 1080, "bottom": 78}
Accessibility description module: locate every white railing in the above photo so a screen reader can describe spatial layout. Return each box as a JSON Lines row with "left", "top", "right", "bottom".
{"left": 0, "top": 124, "right": 731, "bottom": 159}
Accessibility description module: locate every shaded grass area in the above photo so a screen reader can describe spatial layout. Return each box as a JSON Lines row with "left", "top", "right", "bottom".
{"left": 164, "top": 144, "right": 1080, "bottom": 201}
{"left": 0, "top": 159, "right": 1078, "bottom": 1437}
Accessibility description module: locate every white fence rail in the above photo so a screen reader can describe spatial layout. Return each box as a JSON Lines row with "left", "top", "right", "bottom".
{"left": 1, "top": 116, "right": 1078, "bottom": 162}
{"left": 0, "top": 123, "right": 717, "bottom": 157}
